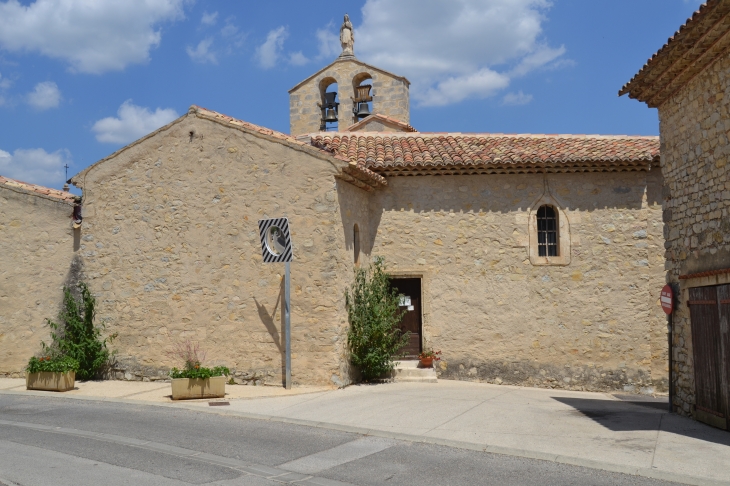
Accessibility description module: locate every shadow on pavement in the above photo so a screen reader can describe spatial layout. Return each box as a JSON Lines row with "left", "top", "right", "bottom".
{"left": 552, "top": 396, "right": 730, "bottom": 447}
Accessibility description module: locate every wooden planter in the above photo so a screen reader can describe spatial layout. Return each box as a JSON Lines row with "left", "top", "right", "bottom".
{"left": 171, "top": 375, "right": 226, "bottom": 400}
{"left": 26, "top": 371, "right": 76, "bottom": 392}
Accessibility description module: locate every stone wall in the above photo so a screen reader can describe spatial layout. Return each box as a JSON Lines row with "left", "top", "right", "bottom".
{"left": 289, "top": 58, "right": 410, "bottom": 135}
{"left": 0, "top": 186, "right": 76, "bottom": 376}
{"left": 72, "top": 113, "right": 369, "bottom": 386}
{"left": 657, "top": 51, "right": 730, "bottom": 416}
{"left": 349, "top": 118, "right": 411, "bottom": 133}
{"left": 369, "top": 171, "right": 667, "bottom": 393}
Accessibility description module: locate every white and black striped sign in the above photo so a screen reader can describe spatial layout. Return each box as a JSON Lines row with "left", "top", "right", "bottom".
{"left": 258, "top": 217, "right": 293, "bottom": 263}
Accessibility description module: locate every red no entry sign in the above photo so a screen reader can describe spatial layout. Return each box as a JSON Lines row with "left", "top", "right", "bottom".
{"left": 660, "top": 285, "right": 674, "bottom": 315}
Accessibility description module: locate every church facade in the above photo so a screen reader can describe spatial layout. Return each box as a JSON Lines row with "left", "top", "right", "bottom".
{"left": 1, "top": 19, "right": 668, "bottom": 392}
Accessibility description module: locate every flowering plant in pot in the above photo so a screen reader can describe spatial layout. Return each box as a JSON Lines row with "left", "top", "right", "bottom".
{"left": 26, "top": 355, "right": 79, "bottom": 392}
{"left": 168, "top": 341, "right": 229, "bottom": 400}
{"left": 417, "top": 349, "right": 441, "bottom": 368}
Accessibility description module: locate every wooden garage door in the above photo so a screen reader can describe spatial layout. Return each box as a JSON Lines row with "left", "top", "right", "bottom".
{"left": 689, "top": 285, "right": 730, "bottom": 429}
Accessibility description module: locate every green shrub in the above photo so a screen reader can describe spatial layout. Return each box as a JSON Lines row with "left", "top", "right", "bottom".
{"left": 26, "top": 356, "right": 79, "bottom": 374}
{"left": 167, "top": 340, "right": 229, "bottom": 379}
{"left": 169, "top": 366, "right": 230, "bottom": 379}
{"left": 345, "top": 256, "right": 408, "bottom": 381}
{"left": 42, "top": 282, "right": 115, "bottom": 381}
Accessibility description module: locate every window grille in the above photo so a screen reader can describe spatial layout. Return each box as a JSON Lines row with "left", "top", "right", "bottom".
{"left": 537, "top": 205, "right": 559, "bottom": 257}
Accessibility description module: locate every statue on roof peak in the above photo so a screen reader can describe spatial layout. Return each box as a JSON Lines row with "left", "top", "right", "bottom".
{"left": 340, "top": 14, "right": 354, "bottom": 57}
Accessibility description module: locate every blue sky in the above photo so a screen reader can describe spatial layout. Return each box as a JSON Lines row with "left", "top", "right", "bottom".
{"left": 0, "top": 0, "right": 704, "bottom": 190}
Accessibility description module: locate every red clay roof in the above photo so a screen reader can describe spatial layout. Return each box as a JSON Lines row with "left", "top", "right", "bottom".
{"left": 310, "top": 133, "right": 660, "bottom": 175}
{"left": 0, "top": 175, "right": 78, "bottom": 204}
{"left": 191, "top": 106, "right": 386, "bottom": 189}
{"left": 619, "top": 0, "right": 730, "bottom": 107}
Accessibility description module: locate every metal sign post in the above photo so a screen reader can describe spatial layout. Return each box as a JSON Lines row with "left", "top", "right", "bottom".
{"left": 661, "top": 284, "right": 675, "bottom": 413}
{"left": 258, "top": 218, "right": 293, "bottom": 389}
{"left": 284, "top": 261, "right": 291, "bottom": 389}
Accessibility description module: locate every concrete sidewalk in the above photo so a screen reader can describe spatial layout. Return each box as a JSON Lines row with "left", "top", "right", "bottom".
{"left": 0, "top": 377, "right": 333, "bottom": 402}
{"left": 2, "top": 378, "right": 729, "bottom": 485}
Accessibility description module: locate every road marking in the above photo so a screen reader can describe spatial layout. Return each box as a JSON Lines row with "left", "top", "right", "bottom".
{"left": 278, "top": 437, "right": 396, "bottom": 474}
{"left": 0, "top": 418, "right": 356, "bottom": 485}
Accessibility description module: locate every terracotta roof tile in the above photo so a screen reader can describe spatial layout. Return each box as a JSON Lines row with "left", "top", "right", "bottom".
{"left": 0, "top": 175, "right": 78, "bottom": 204}
{"left": 191, "top": 106, "right": 386, "bottom": 189}
{"left": 619, "top": 0, "right": 730, "bottom": 107}
{"left": 310, "top": 133, "right": 659, "bottom": 175}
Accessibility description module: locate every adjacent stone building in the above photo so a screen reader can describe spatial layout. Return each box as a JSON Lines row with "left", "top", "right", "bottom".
{"left": 621, "top": 0, "right": 730, "bottom": 428}
{"left": 0, "top": 176, "right": 79, "bottom": 376}
{"left": 0, "top": 16, "right": 668, "bottom": 393}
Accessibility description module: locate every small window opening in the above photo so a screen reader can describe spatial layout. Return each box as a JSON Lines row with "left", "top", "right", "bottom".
{"left": 537, "top": 205, "right": 559, "bottom": 257}
{"left": 353, "top": 224, "right": 360, "bottom": 265}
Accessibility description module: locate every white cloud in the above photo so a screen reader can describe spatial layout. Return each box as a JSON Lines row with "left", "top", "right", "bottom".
{"left": 355, "top": 0, "right": 568, "bottom": 106}
{"left": 0, "top": 73, "right": 10, "bottom": 107}
{"left": 508, "top": 44, "right": 565, "bottom": 77}
{"left": 27, "top": 81, "right": 61, "bottom": 110}
{"left": 221, "top": 19, "right": 238, "bottom": 38}
{"left": 256, "top": 26, "right": 287, "bottom": 69}
{"left": 315, "top": 23, "right": 340, "bottom": 60}
{"left": 0, "top": 147, "right": 70, "bottom": 188}
{"left": 0, "top": 0, "right": 186, "bottom": 74}
{"left": 289, "top": 51, "right": 309, "bottom": 66}
{"left": 420, "top": 68, "right": 510, "bottom": 107}
{"left": 502, "top": 90, "right": 533, "bottom": 106}
{"left": 91, "top": 100, "right": 179, "bottom": 145}
{"left": 187, "top": 38, "right": 217, "bottom": 64}
{"left": 201, "top": 11, "right": 218, "bottom": 26}
{"left": 220, "top": 17, "right": 246, "bottom": 49}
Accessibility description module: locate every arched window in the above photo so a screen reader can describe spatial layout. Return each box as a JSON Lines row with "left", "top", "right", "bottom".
{"left": 353, "top": 224, "right": 360, "bottom": 265}
{"left": 537, "top": 205, "right": 559, "bottom": 257}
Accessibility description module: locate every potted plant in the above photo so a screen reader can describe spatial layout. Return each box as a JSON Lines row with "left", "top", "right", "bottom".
{"left": 26, "top": 355, "right": 79, "bottom": 392}
{"left": 168, "top": 341, "right": 229, "bottom": 400}
{"left": 418, "top": 349, "right": 441, "bottom": 368}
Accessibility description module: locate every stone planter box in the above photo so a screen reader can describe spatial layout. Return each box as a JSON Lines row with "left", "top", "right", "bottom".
{"left": 171, "top": 376, "right": 226, "bottom": 400}
{"left": 26, "top": 371, "right": 76, "bottom": 392}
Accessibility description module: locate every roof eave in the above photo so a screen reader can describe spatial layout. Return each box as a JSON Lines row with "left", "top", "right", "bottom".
{"left": 620, "top": 0, "right": 730, "bottom": 106}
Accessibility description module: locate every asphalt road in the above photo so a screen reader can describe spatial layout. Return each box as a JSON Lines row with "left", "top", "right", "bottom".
{"left": 0, "top": 395, "right": 683, "bottom": 486}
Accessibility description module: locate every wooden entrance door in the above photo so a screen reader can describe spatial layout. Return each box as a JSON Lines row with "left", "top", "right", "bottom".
{"left": 689, "top": 284, "right": 730, "bottom": 429}
{"left": 390, "top": 278, "right": 422, "bottom": 358}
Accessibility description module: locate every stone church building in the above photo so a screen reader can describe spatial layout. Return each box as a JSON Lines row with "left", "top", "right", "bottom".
{"left": 1, "top": 19, "right": 667, "bottom": 392}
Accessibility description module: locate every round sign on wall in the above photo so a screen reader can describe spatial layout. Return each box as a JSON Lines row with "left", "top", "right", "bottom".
{"left": 660, "top": 284, "right": 674, "bottom": 315}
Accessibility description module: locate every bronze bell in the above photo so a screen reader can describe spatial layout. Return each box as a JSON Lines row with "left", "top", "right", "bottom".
{"left": 355, "top": 85, "right": 372, "bottom": 100}
{"left": 323, "top": 92, "right": 338, "bottom": 105}
{"left": 355, "top": 102, "right": 371, "bottom": 118}
{"left": 325, "top": 108, "right": 338, "bottom": 122}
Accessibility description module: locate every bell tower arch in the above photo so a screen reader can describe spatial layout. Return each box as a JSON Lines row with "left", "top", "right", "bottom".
{"left": 288, "top": 14, "right": 410, "bottom": 135}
